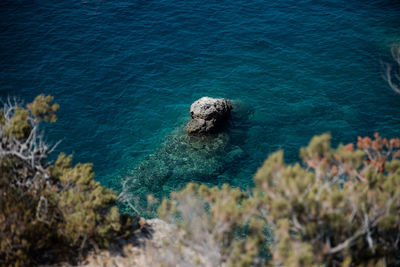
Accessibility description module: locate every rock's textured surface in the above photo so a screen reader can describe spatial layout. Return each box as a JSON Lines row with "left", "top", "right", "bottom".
{"left": 190, "top": 97, "right": 233, "bottom": 121}
{"left": 187, "top": 97, "right": 233, "bottom": 135}
{"left": 186, "top": 118, "right": 207, "bottom": 134}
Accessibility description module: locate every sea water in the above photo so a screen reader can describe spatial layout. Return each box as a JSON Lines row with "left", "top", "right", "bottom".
{"left": 1, "top": 0, "right": 399, "bottom": 215}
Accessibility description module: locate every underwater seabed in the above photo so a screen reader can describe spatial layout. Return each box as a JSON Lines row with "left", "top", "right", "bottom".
{"left": 117, "top": 100, "right": 254, "bottom": 217}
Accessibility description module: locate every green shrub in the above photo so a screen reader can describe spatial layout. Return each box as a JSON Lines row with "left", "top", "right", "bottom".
{"left": 158, "top": 183, "right": 269, "bottom": 266}
{"left": 0, "top": 95, "right": 134, "bottom": 266}
{"left": 255, "top": 133, "right": 400, "bottom": 266}
{"left": 159, "top": 133, "right": 400, "bottom": 266}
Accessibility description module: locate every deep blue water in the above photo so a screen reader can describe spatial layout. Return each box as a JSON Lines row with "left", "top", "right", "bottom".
{"left": 1, "top": 0, "right": 400, "bottom": 214}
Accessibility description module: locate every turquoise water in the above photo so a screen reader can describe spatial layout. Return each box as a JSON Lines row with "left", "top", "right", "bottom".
{"left": 1, "top": 1, "right": 400, "bottom": 214}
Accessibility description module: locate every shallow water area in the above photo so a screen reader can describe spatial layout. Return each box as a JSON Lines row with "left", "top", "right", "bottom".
{"left": 118, "top": 102, "right": 254, "bottom": 214}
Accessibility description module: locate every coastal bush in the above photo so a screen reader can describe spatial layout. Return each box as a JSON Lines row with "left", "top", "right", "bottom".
{"left": 158, "top": 183, "right": 270, "bottom": 266}
{"left": 158, "top": 133, "right": 400, "bottom": 266}
{"left": 0, "top": 95, "right": 135, "bottom": 266}
{"left": 256, "top": 133, "right": 400, "bottom": 266}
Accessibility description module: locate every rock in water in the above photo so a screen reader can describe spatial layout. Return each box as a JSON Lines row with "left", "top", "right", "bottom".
{"left": 186, "top": 118, "right": 207, "bottom": 134}
{"left": 187, "top": 97, "right": 233, "bottom": 135}
{"left": 190, "top": 97, "right": 233, "bottom": 121}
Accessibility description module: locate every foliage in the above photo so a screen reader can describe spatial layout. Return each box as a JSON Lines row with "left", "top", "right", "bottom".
{"left": 158, "top": 183, "right": 269, "bottom": 266}
{"left": 0, "top": 95, "right": 134, "bottom": 266}
{"left": 158, "top": 133, "right": 400, "bottom": 266}
{"left": 255, "top": 133, "right": 400, "bottom": 266}
{"left": 27, "top": 94, "right": 59, "bottom": 122}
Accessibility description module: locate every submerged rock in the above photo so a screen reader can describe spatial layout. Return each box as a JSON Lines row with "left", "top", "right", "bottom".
{"left": 187, "top": 97, "right": 233, "bottom": 135}
{"left": 119, "top": 127, "right": 232, "bottom": 215}
{"left": 225, "top": 146, "right": 245, "bottom": 163}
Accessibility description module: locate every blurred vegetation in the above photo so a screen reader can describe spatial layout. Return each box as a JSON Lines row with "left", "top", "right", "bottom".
{"left": 159, "top": 133, "right": 400, "bottom": 266}
{"left": 158, "top": 183, "right": 270, "bottom": 266}
{"left": 0, "top": 95, "right": 136, "bottom": 266}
